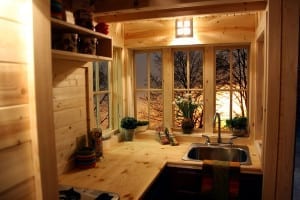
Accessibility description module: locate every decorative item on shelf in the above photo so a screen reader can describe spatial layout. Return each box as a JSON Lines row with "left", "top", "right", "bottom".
{"left": 88, "top": 128, "right": 103, "bottom": 160}
{"left": 73, "top": 9, "right": 94, "bottom": 30}
{"left": 75, "top": 147, "right": 96, "bottom": 169}
{"left": 226, "top": 116, "right": 248, "bottom": 136}
{"left": 95, "top": 22, "right": 109, "bottom": 35}
{"left": 78, "top": 35, "right": 97, "bottom": 55}
{"left": 51, "top": 0, "right": 65, "bottom": 20}
{"left": 174, "top": 93, "right": 199, "bottom": 134}
{"left": 52, "top": 32, "right": 78, "bottom": 52}
{"left": 120, "top": 117, "right": 137, "bottom": 141}
{"left": 135, "top": 120, "right": 149, "bottom": 132}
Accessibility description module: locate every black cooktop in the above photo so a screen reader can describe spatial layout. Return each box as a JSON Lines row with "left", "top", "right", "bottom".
{"left": 59, "top": 185, "right": 120, "bottom": 200}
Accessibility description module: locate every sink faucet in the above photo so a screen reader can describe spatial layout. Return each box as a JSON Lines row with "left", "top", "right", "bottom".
{"left": 213, "top": 113, "right": 221, "bottom": 143}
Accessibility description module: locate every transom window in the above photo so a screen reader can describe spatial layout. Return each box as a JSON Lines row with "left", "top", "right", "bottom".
{"left": 215, "top": 47, "right": 248, "bottom": 128}
{"left": 134, "top": 51, "right": 163, "bottom": 129}
{"left": 173, "top": 49, "right": 204, "bottom": 129}
{"left": 93, "top": 61, "right": 111, "bottom": 130}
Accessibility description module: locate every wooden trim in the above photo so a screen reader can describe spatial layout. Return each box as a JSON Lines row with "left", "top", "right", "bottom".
{"left": 262, "top": 0, "right": 281, "bottom": 199}
{"left": 275, "top": 0, "right": 299, "bottom": 198}
{"left": 94, "top": 1, "right": 266, "bottom": 22}
{"left": 31, "top": 0, "right": 58, "bottom": 199}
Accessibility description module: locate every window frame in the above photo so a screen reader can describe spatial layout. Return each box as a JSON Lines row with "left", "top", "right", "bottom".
{"left": 214, "top": 45, "right": 250, "bottom": 130}
{"left": 172, "top": 47, "right": 205, "bottom": 131}
{"left": 134, "top": 50, "right": 164, "bottom": 129}
{"left": 92, "top": 61, "right": 112, "bottom": 131}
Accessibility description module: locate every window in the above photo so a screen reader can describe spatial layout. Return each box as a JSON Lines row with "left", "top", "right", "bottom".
{"left": 93, "top": 61, "right": 111, "bottom": 130}
{"left": 215, "top": 47, "right": 248, "bottom": 128}
{"left": 134, "top": 51, "right": 163, "bottom": 129}
{"left": 173, "top": 49, "right": 204, "bottom": 129}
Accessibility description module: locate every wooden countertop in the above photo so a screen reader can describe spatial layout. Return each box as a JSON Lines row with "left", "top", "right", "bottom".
{"left": 59, "top": 136, "right": 262, "bottom": 200}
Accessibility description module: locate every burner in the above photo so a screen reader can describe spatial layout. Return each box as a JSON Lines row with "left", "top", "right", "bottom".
{"left": 59, "top": 188, "right": 81, "bottom": 200}
{"left": 59, "top": 185, "right": 119, "bottom": 200}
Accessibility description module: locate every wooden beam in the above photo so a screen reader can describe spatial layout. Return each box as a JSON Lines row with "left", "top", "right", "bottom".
{"left": 94, "top": 1, "right": 266, "bottom": 22}
{"left": 94, "top": 0, "right": 266, "bottom": 13}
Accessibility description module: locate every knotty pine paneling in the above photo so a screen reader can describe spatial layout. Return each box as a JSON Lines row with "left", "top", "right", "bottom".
{"left": 0, "top": 63, "right": 28, "bottom": 107}
{"left": 124, "top": 13, "right": 256, "bottom": 48}
{"left": 0, "top": 142, "right": 34, "bottom": 193}
{"left": 0, "top": 177, "right": 35, "bottom": 200}
{"left": 0, "top": 18, "right": 27, "bottom": 63}
{"left": 53, "top": 63, "right": 88, "bottom": 175}
{"left": 0, "top": 105, "right": 31, "bottom": 150}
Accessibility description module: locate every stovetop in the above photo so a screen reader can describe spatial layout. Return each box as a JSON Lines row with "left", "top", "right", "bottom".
{"left": 59, "top": 185, "right": 120, "bottom": 200}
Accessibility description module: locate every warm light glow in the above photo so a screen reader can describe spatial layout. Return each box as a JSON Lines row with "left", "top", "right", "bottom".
{"left": 170, "top": 37, "right": 201, "bottom": 46}
{"left": 175, "top": 18, "right": 193, "bottom": 38}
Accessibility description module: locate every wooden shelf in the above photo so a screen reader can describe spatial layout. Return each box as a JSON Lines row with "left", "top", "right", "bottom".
{"left": 51, "top": 18, "right": 112, "bottom": 61}
{"left": 52, "top": 50, "right": 112, "bottom": 62}
{"left": 51, "top": 18, "right": 110, "bottom": 39}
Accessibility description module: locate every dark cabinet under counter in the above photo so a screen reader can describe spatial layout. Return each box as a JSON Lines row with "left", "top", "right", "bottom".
{"left": 142, "top": 166, "right": 262, "bottom": 200}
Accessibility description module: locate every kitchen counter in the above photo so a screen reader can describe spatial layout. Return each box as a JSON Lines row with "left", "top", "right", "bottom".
{"left": 59, "top": 135, "right": 262, "bottom": 200}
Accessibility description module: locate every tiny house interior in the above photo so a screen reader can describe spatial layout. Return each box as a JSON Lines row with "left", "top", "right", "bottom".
{"left": 0, "top": 0, "right": 299, "bottom": 200}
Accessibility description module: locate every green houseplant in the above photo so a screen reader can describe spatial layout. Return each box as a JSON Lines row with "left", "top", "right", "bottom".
{"left": 226, "top": 116, "right": 248, "bottom": 136}
{"left": 120, "top": 117, "right": 137, "bottom": 141}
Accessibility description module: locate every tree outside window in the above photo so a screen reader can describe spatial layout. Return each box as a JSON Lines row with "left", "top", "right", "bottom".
{"left": 93, "top": 61, "right": 110, "bottom": 130}
{"left": 173, "top": 49, "right": 204, "bottom": 129}
{"left": 215, "top": 47, "right": 248, "bottom": 128}
{"left": 134, "top": 51, "right": 163, "bottom": 129}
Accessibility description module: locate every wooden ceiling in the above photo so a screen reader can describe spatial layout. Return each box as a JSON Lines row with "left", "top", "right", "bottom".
{"left": 93, "top": 0, "right": 267, "bottom": 22}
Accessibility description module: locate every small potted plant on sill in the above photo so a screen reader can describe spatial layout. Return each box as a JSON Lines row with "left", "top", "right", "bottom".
{"left": 135, "top": 120, "right": 149, "bottom": 132}
{"left": 120, "top": 116, "right": 137, "bottom": 141}
{"left": 226, "top": 116, "right": 248, "bottom": 136}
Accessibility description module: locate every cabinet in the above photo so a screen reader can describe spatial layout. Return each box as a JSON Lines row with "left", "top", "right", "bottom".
{"left": 142, "top": 166, "right": 263, "bottom": 200}
{"left": 51, "top": 18, "right": 112, "bottom": 62}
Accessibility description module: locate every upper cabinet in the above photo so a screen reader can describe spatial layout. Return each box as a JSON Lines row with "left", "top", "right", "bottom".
{"left": 51, "top": 18, "right": 112, "bottom": 62}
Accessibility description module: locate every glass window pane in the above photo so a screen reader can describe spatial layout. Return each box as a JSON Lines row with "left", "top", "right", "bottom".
{"left": 149, "top": 92, "right": 163, "bottom": 129}
{"left": 135, "top": 53, "right": 147, "bottom": 89}
{"left": 150, "top": 52, "right": 162, "bottom": 89}
{"left": 216, "top": 49, "right": 230, "bottom": 89}
{"left": 232, "top": 91, "right": 248, "bottom": 117}
{"left": 216, "top": 91, "right": 230, "bottom": 128}
{"left": 94, "top": 94, "right": 109, "bottom": 129}
{"left": 232, "top": 48, "right": 248, "bottom": 90}
{"left": 136, "top": 91, "right": 148, "bottom": 121}
{"left": 99, "top": 61, "right": 108, "bottom": 91}
{"left": 190, "top": 50, "right": 203, "bottom": 89}
{"left": 174, "top": 51, "right": 187, "bottom": 89}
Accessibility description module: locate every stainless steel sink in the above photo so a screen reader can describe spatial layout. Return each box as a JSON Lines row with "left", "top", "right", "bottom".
{"left": 182, "top": 143, "right": 251, "bottom": 165}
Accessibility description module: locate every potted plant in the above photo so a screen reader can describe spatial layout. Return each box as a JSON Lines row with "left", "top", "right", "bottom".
{"left": 226, "top": 116, "right": 248, "bottom": 136}
{"left": 120, "top": 116, "right": 137, "bottom": 141}
{"left": 174, "top": 93, "right": 199, "bottom": 134}
{"left": 135, "top": 120, "right": 149, "bottom": 132}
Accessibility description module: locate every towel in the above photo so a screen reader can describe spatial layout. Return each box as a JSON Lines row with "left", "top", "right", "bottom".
{"left": 201, "top": 160, "right": 240, "bottom": 200}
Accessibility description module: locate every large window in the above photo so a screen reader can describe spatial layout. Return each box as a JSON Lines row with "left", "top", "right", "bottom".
{"left": 93, "top": 61, "right": 110, "bottom": 130}
{"left": 173, "top": 49, "right": 204, "bottom": 129}
{"left": 134, "top": 51, "right": 163, "bottom": 129}
{"left": 215, "top": 47, "right": 248, "bottom": 128}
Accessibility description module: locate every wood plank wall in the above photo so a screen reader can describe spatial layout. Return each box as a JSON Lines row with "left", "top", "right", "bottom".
{"left": 0, "top": 1, "right": 36, "bottom": 199}
{"left": 124, "top": 13, "right": 256, "bottom": 48}
{"left": 52, "top": 60, "right": 89, "bottom": 175}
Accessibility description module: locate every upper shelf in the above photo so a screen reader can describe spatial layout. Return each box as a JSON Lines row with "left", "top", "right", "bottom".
{"left": 51, "top": 18, "right": 112, "bottom": 61}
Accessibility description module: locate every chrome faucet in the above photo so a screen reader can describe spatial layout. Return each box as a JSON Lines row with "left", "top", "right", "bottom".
{"left": 213, "top": 113, "right": 222, "bottom": 143}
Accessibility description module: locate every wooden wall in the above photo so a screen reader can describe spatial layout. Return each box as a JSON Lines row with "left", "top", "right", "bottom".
{"left": 52, "top": 60, "right": 89, "bottom": 175}
{"left": 0, "top": 1, "right": 36, "bottom": 199}
{"left": 124, "top": 13, "right": 256, "bottom": 48}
